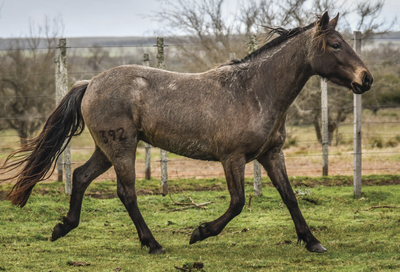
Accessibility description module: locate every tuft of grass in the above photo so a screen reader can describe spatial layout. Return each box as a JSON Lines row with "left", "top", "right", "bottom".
{"left": 369, "top": 136, "right": 384, "bottom": 148}
{"left": 385, "top": 139, "right": 398, "bottom": 148}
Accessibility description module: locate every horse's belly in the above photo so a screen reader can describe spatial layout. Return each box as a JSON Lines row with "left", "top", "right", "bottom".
{"left": 141, "top": 133, "right": 219, "bottom": 161}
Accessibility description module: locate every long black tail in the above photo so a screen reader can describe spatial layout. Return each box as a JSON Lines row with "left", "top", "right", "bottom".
{"left": 1, "top": 80, "right": 90, "bottom": 207}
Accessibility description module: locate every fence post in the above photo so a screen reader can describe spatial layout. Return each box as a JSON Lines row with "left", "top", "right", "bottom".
{"left": 156, "top": 37, "right": 168, "bottom": 195}
{"left": 353, "top": 31, "right": 362, "bottom": 197}
{"left": 321, "top": 78, "right": 329, "bottom": 176}
{"left": 143, "top": 53, "right": 152, "bottom": 180}
{"left": 246, "top": 35, "right": 263, "bottom": 196}
{"left": 54, "top": 56, "right": 63, "bottom": 182}
{"left": 58, "top": 38, "right": 72, "bottom": 195}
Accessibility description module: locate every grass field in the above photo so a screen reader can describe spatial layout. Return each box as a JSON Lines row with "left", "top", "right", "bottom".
{"left": 1, "top": 177, "right": 400, "bottom": 271}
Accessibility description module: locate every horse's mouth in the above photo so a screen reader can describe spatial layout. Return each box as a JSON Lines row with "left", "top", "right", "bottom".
{"left": 351, "top": 82, "right": 369, "bottom": 94}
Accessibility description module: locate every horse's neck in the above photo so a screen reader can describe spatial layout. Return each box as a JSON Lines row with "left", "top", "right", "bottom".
{"left": 247, "top": 32, "right": 314, "bottom": 112}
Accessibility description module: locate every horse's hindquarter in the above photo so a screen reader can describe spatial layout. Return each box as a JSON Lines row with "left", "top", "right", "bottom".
{"left": 81, "top": 65, "right": 275, "bottom": 161}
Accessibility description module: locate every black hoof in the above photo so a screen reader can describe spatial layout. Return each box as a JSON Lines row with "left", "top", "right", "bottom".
{"left": 306, "top": 243, "right": 327, "bottom": 253}
{"left": 149, "top": 246, "right": 166, "bottom": 255}
{"left": 189, "top": 227, "right": 202, "bottom": 244}
{"left": 51, "top": 223, "right": 65, "bottom": 241}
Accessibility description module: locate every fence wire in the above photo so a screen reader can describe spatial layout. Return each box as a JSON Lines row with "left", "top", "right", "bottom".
{"left": 0, "top": 37, "right": 399, "bottom": 183}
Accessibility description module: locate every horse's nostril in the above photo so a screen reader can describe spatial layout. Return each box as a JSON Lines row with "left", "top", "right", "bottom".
{"left": 363, "top": 73, "right": 373, "bottom": 87}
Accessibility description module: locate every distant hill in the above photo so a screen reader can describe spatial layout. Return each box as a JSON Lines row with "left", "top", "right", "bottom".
{"left": 0, "top": 36, "right": 158, "bottom": 50}
{"left": 0, "top": 32, "right": 399, "bottom": 51}
{"left": 372, "top": 31, "right": 400, "bottom": 40}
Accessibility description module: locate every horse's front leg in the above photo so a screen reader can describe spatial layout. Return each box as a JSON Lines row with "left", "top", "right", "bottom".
{"left": 190, "top": 155, "right": 246, "bottom": 244}
{"left": 257, "top": 150, "right": 327, "bottom": 253}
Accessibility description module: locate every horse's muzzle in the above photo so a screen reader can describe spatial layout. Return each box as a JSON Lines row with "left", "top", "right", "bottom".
{"left": 352, "top": 72, "right": 373, "bottom": 94}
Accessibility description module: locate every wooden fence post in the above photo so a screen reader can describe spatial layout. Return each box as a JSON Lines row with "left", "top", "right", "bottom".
{"left": 143, "top": 53, "right": 152, "bottom": 180}
{"left": 321, "top": 78, "right": 329, "bottom": 176}
{"left": 353, "top": 31, "right": 362, "bottom": 197}
{"left": 54, "top": 56, "right": 63, "bottom": 182}
{"left": 247, "top": 35, "right": 263, "bottom": 196}
{"left": 57, "top": 38, "right": 72, "bottom": 195}
{"left": 156, "top": 37, "right": 168, "bottom": 195}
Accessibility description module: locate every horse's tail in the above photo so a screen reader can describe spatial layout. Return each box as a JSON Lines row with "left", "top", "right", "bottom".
{"left": 1, "top": 80, "right": 90, "bottom": 207}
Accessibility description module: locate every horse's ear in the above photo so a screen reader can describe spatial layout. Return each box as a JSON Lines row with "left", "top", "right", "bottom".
{"left": 329, "top": 13, "right": 339, "bottom": 29}
{"left": 319, "top": 11, "right": 330, "bottom": 29}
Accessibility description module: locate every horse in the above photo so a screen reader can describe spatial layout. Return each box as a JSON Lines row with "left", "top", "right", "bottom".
{"left": 1, "top": 12, "right": 373, "bottom": 254}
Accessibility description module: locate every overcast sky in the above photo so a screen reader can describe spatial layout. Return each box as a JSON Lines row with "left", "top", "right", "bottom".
{"left": 1, "top": 0, "right": 399, "bottom": 38}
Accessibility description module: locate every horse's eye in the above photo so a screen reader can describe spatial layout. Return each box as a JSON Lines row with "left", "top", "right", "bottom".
{"left": 331, "top": 43, "right": 340, "bottom": 50}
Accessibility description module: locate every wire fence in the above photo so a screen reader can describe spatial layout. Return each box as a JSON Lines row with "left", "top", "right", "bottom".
{"left": 0, "top": 35, "right": 399, "bottom": 185}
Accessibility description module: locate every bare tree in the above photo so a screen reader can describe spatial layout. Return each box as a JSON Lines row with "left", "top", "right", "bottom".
{"left": 0, "top": 16, "right": 64, "bottom": 144}
{"left": 86, "top": 46, "right": 110, "bottom": 71}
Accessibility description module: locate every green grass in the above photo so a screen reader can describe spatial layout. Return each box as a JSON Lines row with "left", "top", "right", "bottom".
{"left": 1, "top": 179, "right": 400, "bottom": 271}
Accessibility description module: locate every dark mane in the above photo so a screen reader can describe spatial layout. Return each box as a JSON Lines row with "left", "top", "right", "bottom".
{"left": 219, "top": 22, "right": 316, "bottom": 67}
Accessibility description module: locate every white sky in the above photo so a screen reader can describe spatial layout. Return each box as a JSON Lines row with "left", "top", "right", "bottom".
{"left": 0, "top": 0, "right": 399, "bottom": 38}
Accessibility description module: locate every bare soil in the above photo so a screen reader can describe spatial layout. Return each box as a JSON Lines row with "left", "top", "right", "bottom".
{"left": 1, "top": 152, "right": 399, "bottom": 184}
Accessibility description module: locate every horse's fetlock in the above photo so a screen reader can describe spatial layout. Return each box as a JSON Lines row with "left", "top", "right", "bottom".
{"left": 69, "top": 220, "right": 79, "bottom": 229}
{"left": 140, "top": 236, "right": 153, "bottom": 248}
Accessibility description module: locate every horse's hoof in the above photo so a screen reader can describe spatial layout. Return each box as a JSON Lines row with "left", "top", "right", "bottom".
{"left": 306, "top": 243, "right": 327, "bottom": 253}
{"left": 189, "top": 227, "right": 201, "bottom": 244}
{"left": 51, "top": 223, "right": 63, "bottom": 241}
{"left": 149, "top": 247, "right": 166, "bottom": 255}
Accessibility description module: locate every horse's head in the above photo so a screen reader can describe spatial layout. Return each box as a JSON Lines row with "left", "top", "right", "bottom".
{"left": 309, "top": 12, "right": 373, "bottom": 94}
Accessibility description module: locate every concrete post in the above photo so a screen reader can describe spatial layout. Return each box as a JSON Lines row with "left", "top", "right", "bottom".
{"left": 321, "top": 78, "right": 329, "bottom": 176}
{"left": 353, "top": 31, "right": 362, "bottom": 197}
{"left": 156, "top": 37, "right": 168, "bottom": 195}
{"left": 143, "top": 53, "right": 152, "bottom": 180}
{"left": 58, "top": 38, "right": 72, "bottom": 195}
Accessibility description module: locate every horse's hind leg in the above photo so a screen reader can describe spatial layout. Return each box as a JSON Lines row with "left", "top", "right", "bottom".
{"left": 111, "top": 140, "right": 165, "bottom": 254}
{"left": 51, "top": 146, "right": 112, "bottom": 241}
{"left": 257, "top": 151, "right": 327, "bottom": 253}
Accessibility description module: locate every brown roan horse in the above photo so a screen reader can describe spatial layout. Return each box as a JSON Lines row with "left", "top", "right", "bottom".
{"left": 1, "top": 12, "right": 373, "bottom": 254}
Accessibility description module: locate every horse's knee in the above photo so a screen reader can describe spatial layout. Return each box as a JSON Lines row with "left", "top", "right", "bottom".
{"left": 117, "top": 184, "right": 125, "bottom": 202}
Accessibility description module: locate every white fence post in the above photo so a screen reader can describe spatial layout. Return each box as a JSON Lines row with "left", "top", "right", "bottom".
{"left": 353, "top": 31, "right": 362, "bottom": 197}
{"left": 321, "top": 78, "right": 329, "bottom": 176}
{"left": 246, "top": 35, "right": 263, "bottom": 196}
{"left": 143, "top": 53, "right": 152, "bottom": 180}
{"left": 57, "top": 38, "right": 72, "bottom": 195}
{"left": 54, "top": 56, "right": 63, "bottom": 182}
{"left": 156, "top": 37, "right": 168, "bottom": 196}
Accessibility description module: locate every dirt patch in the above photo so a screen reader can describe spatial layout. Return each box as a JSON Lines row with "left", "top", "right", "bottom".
{"left": 84, "top": 191, "right": 118, "bottom": 199}
{"left": 276, "top": 240, "right": 293, "bottom": 245}
{"left": 136, "top": 189, "right": 154, "bottom": 195}
{"left": 289, "top": 177, "right": 400, "bottom": 188}
{"left": 1, "top": 150, "right": 400, "bottom": 184}
{"left": 67, "top": 261, "right": 90, "bottom": 267}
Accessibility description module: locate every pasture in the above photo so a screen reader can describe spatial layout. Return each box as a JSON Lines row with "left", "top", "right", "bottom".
{"left": 1, "top": 177, "right": 400, "bottom": 271}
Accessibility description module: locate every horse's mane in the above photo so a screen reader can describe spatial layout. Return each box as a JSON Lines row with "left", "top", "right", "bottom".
{"left": 220, "top": 21, "right": 317, "bottom": 67}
